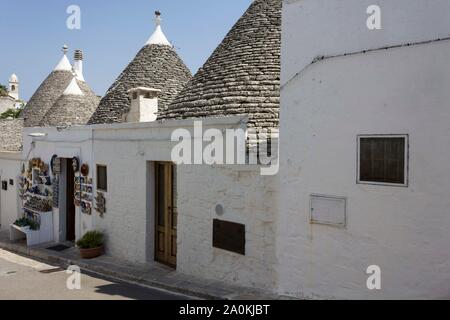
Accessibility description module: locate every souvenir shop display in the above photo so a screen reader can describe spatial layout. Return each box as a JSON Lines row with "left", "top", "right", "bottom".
{"left": 95, "top": 192, "right": 106, "bottom": 217}
{"left": 76, "top": 169, "right": 93, "bottom": 215}
{"left": 20, "top": 158, "right": 53, "bottom": 207}
{"left": 72, "top": 157, "right": 80, "bottom": 173}
{"left": 52, "top": 177, "right": 59, "bottom": 208}
{"left": 14, "top": 158, "right": 56, "bottom": 247}
{"left": 51, "top": 155, "right": 61, "bottom": 175}
{"left": 81, "top": 163, "right": 89, "bottom": 176}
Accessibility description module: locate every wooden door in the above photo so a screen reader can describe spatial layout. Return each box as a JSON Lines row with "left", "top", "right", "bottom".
{"left": 66, "top": 159, "right": 76, "bottom": 241}
{"left": 155, "top": 163, "right": 177, "bottom": 267}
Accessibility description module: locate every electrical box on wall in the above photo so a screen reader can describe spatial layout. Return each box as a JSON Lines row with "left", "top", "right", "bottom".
{"left": 310, "top": 194, "right": 347, "bottom": 227}
{"left": 2, "top": 181, "right": 7, "bottom": 191}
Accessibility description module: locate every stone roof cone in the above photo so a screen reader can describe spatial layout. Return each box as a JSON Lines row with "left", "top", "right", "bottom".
{"left": 21, "top": 45, "right": 74, "bottom": 127}
{"left": 21, "top": 45, "right": 99, "bottom": 127}
{"left": 160, "top": 0, "right": 281, "bottom": 129}
{"left": 88, "top": 11, "right": 192, "bottom": 124}
{"left": 40, "top": 77, "right": 99, "bottom": 127}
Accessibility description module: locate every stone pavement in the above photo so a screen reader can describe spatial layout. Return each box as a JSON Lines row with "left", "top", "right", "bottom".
{"left": 0, "top": 230, "right": 287, "bottom": 300}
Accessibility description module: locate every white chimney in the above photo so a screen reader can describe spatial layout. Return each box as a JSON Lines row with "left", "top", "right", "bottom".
{"left": 125, "top": 87, "right": 161, "bottom": 123}
{"left": 73, "top": 50, "right": 85, "bottom": 82}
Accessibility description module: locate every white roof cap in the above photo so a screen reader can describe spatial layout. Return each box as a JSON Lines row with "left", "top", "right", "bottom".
{"left": 145, "top": 11, "right": 171, "bottom": 46}
{"left": 63, "top": 78, "right": 84, "bottom": 96}
{"left": 54, "top": 45, "right": 73, "bottom": 71}
{"left": 9, "top": 73, "right": 18, "bottom": 82}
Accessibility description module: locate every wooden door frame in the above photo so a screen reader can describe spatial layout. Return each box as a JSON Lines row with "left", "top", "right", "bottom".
{"left": 154, "top": 162, "right": 177, "bottom": 268}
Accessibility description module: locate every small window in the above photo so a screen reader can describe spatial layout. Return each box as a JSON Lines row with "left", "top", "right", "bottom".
{"left": 358, "top": 135, "right": 408, "bottom": 186}
{"left": 97, "top": 165, "right": 107, "bottom": 191}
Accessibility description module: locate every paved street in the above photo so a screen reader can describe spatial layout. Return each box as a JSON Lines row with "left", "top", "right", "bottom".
{"left": 0, "top": 249, "right": 192, "bottom": 300}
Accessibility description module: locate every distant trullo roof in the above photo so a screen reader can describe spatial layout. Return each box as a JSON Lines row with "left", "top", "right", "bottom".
{"left": 40, "top": 78, "right": 100, "bottom": 127}
{"left": 160, "top": 0, "right": 281, "bottom": 129}
{"left": 88, "top": 12, "right": 192, "bottom": 124}
{"left": 21, "top": 45, "right": 98, "bottom": 127}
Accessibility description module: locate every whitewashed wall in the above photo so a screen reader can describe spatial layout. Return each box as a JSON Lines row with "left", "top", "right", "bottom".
{"left": 0, "top": 152, "right": 21, "bottom": 230}
{"left": 90, "top": 124, "right": 171, "bottom": 264}
{"left": 23, "top": 116, "right": 277, "bottom": 286}
{"left": 282, "top": 0, "right": 450, "bottom": 85}
{"left": 177, "top": 164, "right": 277, "bottom": 290}
{"left": 279, "top": 31, "right": 450, "bottom": 298}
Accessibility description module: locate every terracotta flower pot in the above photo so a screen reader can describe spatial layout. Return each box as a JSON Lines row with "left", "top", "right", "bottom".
{"left": 79, "top": 245, "right": 104, "bottom": 259}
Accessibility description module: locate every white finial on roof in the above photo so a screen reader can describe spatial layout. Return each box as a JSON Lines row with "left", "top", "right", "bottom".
{"left": 145, "top": 11, "right": 171, "bottom": 46}
{"left": 63, "top": 77, "right": 84, "bottom": 96}
{"left": 54, "top": 44, "right": 72, "bottom": 71}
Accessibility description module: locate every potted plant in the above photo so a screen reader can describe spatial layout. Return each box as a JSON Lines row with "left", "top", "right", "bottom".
{"left": 76, "top": 230, "right": 104, "bottom": 259}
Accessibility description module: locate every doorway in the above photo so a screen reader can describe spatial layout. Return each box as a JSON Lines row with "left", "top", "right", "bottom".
{"left": 155, "top": 162, "right": 177, "bottom": 267}
{"left": 65, "top": 159, "right": 75, "bottom": 241}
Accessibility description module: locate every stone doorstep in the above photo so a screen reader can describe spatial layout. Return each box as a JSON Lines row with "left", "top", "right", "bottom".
{"left": 0, "top": 235, "right": 279, "bottom": 300}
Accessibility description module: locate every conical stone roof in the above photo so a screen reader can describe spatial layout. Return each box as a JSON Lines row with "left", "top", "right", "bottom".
{"left": 160, "top": 0, "right": 281, "bottom": 129}
{"left": 40, "top": 79, "right": 100, "bottom": 127}
{"left": 21, "top": 69, "right": 73, "bottom": 127}
{"left": 21, "top": 47, "right": 99, "bottom": 127}
{"left": 88, "top": 31, "right": 192, "bottom": 124}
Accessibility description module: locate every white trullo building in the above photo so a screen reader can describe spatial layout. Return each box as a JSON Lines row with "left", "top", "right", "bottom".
{"left": 4, "top": 1, "right": 281, "bottom": 294}
{"left": 0, "top": 45, "right": 98, "bottom": 231}
{"left": 1, "top": 0, "right": 449, "bottom": 300}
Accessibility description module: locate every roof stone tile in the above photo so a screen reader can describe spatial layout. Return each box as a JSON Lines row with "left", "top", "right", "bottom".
{"left": 88, "top": 44, "right": 192, "bottom": 124}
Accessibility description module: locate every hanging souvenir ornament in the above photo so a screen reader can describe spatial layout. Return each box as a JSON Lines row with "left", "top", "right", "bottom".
{"left": 72, "top": 157, "right": 80, "bottom": 173}
{"left": 81, "top": 164, "right": 89, "bottom": 176}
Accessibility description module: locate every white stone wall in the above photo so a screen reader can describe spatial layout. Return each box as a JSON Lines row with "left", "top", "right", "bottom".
{"left": 23, "top": 117, "right": 269, "bottom": 274}
{"left": 0, "top": 152, "right": 21, "bottom": 230}
{"left": 282, "top": 0, "right": 450, "bottom": 85}
{"left": 177, "top": 164, "right": 277, "bottom": 290}
{"left": 92, "top": 137, "right": 151, "bottom": 264}
{"left": 279, "top": 34, "right": 450, "bottom": 298}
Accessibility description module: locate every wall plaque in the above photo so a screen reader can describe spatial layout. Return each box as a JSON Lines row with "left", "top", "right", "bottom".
{"left": 213, "top": 219, "right": 245, "bottom": 255}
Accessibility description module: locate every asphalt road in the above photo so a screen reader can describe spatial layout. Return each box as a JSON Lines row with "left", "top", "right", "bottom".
{"left": 0, "top": 249, "right": 193, "bottom": 300}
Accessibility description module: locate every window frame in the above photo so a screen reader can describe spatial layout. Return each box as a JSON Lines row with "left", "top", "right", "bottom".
{"left": 96, "top": 164, "right": 108, "bottom": 192}
{"left": 357, "top": 134, "right": 409, "bottom": 187}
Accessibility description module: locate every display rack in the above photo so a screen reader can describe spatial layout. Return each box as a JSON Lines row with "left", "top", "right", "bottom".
{"left": 12, "top": 158, "right": 54, "bottom": 246}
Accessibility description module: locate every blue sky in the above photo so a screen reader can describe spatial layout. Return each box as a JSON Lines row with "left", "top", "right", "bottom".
{"left": 0, "top": 0, "right": 253, "bottom": 100}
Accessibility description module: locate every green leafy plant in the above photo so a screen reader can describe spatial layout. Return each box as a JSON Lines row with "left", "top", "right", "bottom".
{"left": 14, "top": 217, "right": 39, "bottom": 231}
{"left": 76, "top": 230, "right": 104, "bottom": 249}
{"left": 0, "top": 108, "right": 21, "bottom": 119}
{"left": 0, "top": 84, "right": 8, "bottom": 97}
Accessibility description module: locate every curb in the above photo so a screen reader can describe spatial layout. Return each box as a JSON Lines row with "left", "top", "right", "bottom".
{"left": 0, "top": 241, "right": 223, "bottom": 300}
